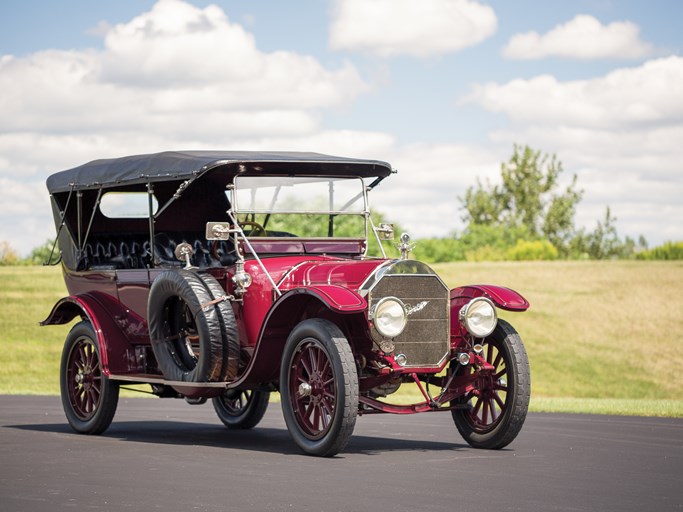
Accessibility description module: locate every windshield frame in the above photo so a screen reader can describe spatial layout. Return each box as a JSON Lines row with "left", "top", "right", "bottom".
{"left": 226, "top": 175, "right": 370, "bottom": 245}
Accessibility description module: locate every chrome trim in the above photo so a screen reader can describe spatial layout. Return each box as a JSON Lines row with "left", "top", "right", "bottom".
{"left": 362, "top": 260, "right": 450, "bottom": 369}
{"left": 276, "top": 260, "right": 317, "bottom": 287}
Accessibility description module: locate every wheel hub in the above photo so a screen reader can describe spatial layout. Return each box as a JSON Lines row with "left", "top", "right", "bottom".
{"left": 298, "top": 382, "right": 312, "bottom": 397}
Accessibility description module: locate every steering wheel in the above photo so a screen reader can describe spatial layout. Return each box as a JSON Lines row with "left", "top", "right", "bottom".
{"left": 239, "top": 220, "right": 267, "bottom": 237}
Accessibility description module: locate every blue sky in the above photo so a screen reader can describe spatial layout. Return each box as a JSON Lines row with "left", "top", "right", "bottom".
{"left": 1, "top": 0, "right": 682, "bottom": 254}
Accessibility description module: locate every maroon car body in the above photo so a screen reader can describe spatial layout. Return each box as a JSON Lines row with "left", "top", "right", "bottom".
{"left": 42, "top": 151, "right": 530, "bottom": 456}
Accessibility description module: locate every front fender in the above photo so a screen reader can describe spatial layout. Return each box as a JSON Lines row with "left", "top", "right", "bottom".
{"left": 233, "top": 285, "right": 367, "bottom": 387}
{"left": 450, "top": 285, "right": 530, "bottom": 312}
{"left": 41, "top": 292, "right": 133, "bottom": 375}
{"left": 277, "top": 285, "right": 367, "bottom": 313}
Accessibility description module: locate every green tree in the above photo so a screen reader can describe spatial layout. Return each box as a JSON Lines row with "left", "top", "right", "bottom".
{"left": 462, "top": 145, "right": 584, "bottom": 256}
{"left": 26, "top": 239, "right": 58, "bottom": 265}
{"left": 571, "top": 207, "right": 641, "bottom": 260}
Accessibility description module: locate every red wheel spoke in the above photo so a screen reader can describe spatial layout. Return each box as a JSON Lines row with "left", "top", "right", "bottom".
{"left": 492, "top": 399, "right": 500, "bottom": 422}
{"left": 77, "top": 345, "right": 87, "bottom": 367}
{"left": 316, "top": 348, "right": 326, "bottom": 376}
{"left": 303, "top": 399, "right": 315, "bottom": 423}
{"left": 312, "top": 404, "right": 322, "bottom": 431}
{"left": 494, "top": 391, "right": 505, "bottom": 410}
{"left": 288, "top": 334, "right": 343, "bottom": 440}
{"left": 309, "top": 347, "right": 319, "bottom": 374}
{"left": 319, "top": 403, "right": 330, "bottom": 429}
{"left": 85, "top": 390, "right": 93, "bottom": 413}
{"left": 492, "top": 352, "right": 502, "bottom": 370}
{"left": 300, "top": 352, "right": 313, "bottom": 377}
{"left": 472, "top": 396, "right": 483, "bottom": 417}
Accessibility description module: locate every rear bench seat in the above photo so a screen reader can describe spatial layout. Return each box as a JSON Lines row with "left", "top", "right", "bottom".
{"left": 78, "top": 233, "right": 236, "bottom": 270}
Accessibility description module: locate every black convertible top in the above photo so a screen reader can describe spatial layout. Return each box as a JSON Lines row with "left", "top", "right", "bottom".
{"left": 46, "top": 150, "right": 393, "bottom": 193}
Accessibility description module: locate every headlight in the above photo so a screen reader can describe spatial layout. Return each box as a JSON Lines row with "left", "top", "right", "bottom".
{"left": 459, "top": 297, "right": 497, "bottom": 338}
{"left": 372, "top": 297, "right": 407, "bottom": 338}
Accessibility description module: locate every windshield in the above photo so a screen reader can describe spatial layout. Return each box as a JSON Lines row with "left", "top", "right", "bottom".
{"left": 231, "top": 176, "right": 367, "bottom": 239}
{"left": 233, "top": 176, "right": 366, "bottom": 213}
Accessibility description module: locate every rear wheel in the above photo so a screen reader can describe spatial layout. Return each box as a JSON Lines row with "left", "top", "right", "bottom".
{"left": 280, "top": 319, "right": 358, "bottom": 457}
{"left": 452, "top": 319, "right": 530, "bottom": 449}
{"left": 213, "top": 389, "right": 270, "bottom": 429}
{"left": 60, "top": 321, "right": 119, "bottom": 434}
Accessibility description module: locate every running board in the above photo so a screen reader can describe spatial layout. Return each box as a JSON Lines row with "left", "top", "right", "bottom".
{"left": 108, "top": 373, "right": 229, "bottom": 389}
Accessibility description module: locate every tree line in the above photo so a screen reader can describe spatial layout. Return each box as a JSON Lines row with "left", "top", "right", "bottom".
{"left": 1, "top": 144, "right": 681, "bottom": 265}
{"left": 408, "top": 145, "right": 680, "bottom": 262}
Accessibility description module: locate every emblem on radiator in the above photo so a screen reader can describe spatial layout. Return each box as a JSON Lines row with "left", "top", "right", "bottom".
{"left": 405, "top": 301, "right": 429, "bottom": 316}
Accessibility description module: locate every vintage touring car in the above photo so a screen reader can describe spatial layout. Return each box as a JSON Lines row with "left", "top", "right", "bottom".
{"left": 42, "top": 151, "right": 530, "bottom": 456}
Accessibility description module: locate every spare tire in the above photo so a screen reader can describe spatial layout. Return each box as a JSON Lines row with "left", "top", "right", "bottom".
{"left": 200, "top": 272, "right": 240, "bottom": 381}
{"left": 147, "top": 270, "right": 238, "bottom": 383}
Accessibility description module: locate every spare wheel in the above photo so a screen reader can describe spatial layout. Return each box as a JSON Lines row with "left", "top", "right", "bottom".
{"left": 147, "top": 270, "right": 237, "bottom": 383}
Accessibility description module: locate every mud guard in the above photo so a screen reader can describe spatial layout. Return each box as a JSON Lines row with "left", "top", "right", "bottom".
{"left": 41, "top": 292, "right": 133, "bottom": 375}
{"left": 276, "top": 285, "right": 367, "bottom": 313}
{"left": 450, "top": 285, "right": 529, "bottom": 312}
{"left": 230, "top": 285, "right": 367, "bottom": 387}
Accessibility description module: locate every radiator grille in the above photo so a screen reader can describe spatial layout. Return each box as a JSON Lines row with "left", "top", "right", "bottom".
{"left": 367, "top": 271, "right": 450, "bottom": 368}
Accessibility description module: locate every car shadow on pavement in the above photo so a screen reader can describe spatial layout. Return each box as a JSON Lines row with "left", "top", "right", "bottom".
{"left": 7, "top": 421, "right": 468, "bottom": 457}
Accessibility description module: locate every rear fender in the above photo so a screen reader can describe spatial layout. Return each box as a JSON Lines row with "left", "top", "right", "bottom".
{"left": 235, "top": 286, "right": 367, "bottom": 386}
{"left": 41, "top": 292, "right": 133, "bottom": 375}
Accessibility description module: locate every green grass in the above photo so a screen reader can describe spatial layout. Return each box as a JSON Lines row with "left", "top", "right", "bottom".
{"left": 529, "top": 397, "right": 683, "bottom": 417}
{"left": 2, "top": 262, "right": 683, "bottom": 416}
{"left": 0, "top": 266, "right": 70, "bottom": 394}
{"left": 432, "top": 261, "right": 683, "bottom": 401}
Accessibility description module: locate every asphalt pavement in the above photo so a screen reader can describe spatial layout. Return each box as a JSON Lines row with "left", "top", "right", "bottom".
{"left": 1, "top": 395, "right": 681, "bottom": 512}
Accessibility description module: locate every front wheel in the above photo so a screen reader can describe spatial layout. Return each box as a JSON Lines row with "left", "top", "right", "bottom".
{"left": 60, "top": 321, "right": 119, "bottom": 434}
{"left": 452, "top": 319, "right": 530, "bottom": 449}
{"left": 212, "top": 389, "right": 270, "bottom": 429}
{"left": 280, "top": 319, "right": 358, "bottom": 457}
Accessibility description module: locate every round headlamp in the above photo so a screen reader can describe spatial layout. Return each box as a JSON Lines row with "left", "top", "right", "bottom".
{"left": 459, "top": 297, "right": 497, "bottom": 338}
{"left": 372, "top": 297, "right": 407, "bottom": 338}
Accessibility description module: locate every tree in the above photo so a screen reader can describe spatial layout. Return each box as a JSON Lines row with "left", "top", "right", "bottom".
{"left": 461, "top": 145, "right": 583, "bottom": 256}
{"left": 572, "top": 207, "right": 640, "bottom": 260}
{"left": 27, "top": 239, "right": 57, "bottom": 265}
{"left": 0, "top": 241, "right": 20, "bottom": 265}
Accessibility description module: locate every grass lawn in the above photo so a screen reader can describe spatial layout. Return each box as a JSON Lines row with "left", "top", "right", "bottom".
{"left": 1, "top": 261, "right": 682, "bottom": 417}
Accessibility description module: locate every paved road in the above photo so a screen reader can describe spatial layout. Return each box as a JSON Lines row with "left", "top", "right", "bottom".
{"left": 1, "top": 395, "right": 681, "bottom": 512}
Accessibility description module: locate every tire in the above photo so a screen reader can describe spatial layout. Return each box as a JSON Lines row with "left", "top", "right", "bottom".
{"left": 452, "top": 319, "right": 530, "bottom": 449}
{"left": 60, "top": 321, "right": 119, "bottom": 434}
{"left": 280, "top": 319, "right": 358, "bottom": 457}
{"left": 199, "top": 274, "right": 240, "bottom": 381}
{"left": 212, "top": 389, "right": 270, "bottom": 429}
{"left": 147, "top": 270, "right": 237, "bottom": 383}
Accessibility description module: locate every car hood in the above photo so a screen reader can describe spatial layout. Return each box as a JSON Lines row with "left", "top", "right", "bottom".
{"left": 275, "top": 257, "right": 391, "bottom": 293}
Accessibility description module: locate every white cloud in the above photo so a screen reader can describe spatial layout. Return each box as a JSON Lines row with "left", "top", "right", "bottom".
{"left": 329, "top": 0, "right": 497, "bottom": 58}
{"left": 463, "top": 56, "right": 683, "bottom": 244}
{"left": 372, "top": 143, "right": 503, "bottom": 237}
{"left": 503, "top": 14, "right": 653, "bottom": 60}
{"left": 0, "top": 0, "right": 368, "bottom": 138}
{"left": 0, "top": 0, "right": 376, "bottom": 255}
{"left": 463, "top": 56, "right": 683, "bottom": 129}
